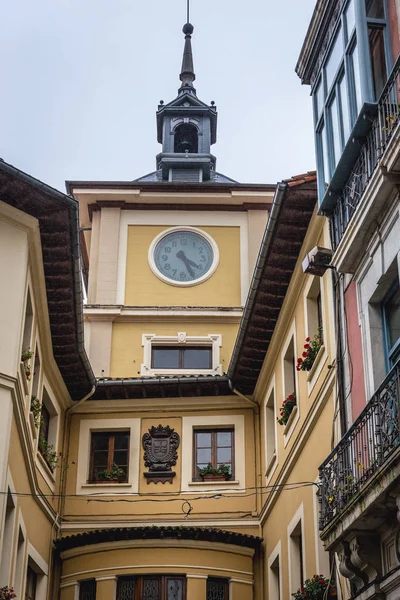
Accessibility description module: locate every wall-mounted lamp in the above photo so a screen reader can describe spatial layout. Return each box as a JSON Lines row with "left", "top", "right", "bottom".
{"left": 302, "top": 246, "right": 333, "bottom": 277}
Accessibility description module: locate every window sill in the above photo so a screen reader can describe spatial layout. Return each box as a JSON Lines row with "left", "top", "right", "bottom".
{"left": 306, "top": 344, "right": 325, "bottom": 382}
{"left": 36, "top": 449, "right": 56, "bottom": 489}
{"left": 283, "top": 405, "right": 299, "bottom": 447}
{"left": 188, "top": 480, "right": 240, "bottom": 486}
{"left": 81, "top": 482, "right": 132, "bottom": 488}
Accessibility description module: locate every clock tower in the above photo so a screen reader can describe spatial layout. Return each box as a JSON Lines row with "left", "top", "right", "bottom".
{"left": 154, "top": 22, "right": 218, "bottom": 183}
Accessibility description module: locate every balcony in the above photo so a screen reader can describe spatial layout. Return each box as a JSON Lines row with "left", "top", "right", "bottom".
{"left": 319, "top": 359, "right": 400, "bottom": 533}
{"left": 327, "top": 56, "right": 400, "bottom": 253}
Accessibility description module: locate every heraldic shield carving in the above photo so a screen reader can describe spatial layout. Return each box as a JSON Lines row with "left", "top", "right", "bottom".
{"left": 142, "top": 424, "right": 180, "bottom": 484}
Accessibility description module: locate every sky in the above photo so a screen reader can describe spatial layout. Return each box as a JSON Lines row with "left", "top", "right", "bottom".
{"left": 1, "top": 0, "right": 317, "bottom": 191}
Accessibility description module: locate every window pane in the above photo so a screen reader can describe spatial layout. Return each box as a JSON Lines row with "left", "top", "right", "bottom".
{"left": 207, "top": 579, "right": 227, "bottom": 600}
{"left": 118, "top": 579, "right": 135, "bottom": 600}
{"left": 365, "top": 0, "right": 384, "bottom": 18}
{"left": 152, "top": 347, "right": 180, "bottom": 369}
{"left": 142, "top": 579, "right": 159, "bottom": 600}
{"left": 330, "top": 95, "right": 341, "bottom": 167}
{"left": 39, "top": 405, "right": 50, "bottom": 442}
{"left": 320, "top": 123, "right": 331, "bottom": 187}
{"left": 314, "top": 78, "right": 324, "bottom": 119}
{"left": 369, "top": 26, "right": 387, "bottom": 99}
{"left": 326, "top": 28, "right": 343, "bottom": 91}
{"left": 113, "top": 450, "right": 128, "bottom": 467}
{"left": 346, "top": 0, "right": 356, "bottom": 37}
{"left": 386, "top": 286, "right": 400, "bottom": 349}
{"left": 114, "top": 433, "right": 129, "bottom": 450}
{"left": 197, "top": 448, "right": 212, "bottom": 463}
{"left": 93, "top": 452, "right": 108, "bottom": 467}
{"left": 183, "top": 347, "right": 211, "bottom": 369}
{"left": 217, "top": 431, "right": 232, "bottom": 447}
{"left": 92, "top": 434, "right": 109, "bottom": 451}
{"left": 167, "top": 579, "right": 183, "bottom": 600}
{"left": 339, "top": 74, "right": 351, "bottom": 140}
{"left": 217, "top": 447, "right": 232, "bottom": 463}
{"left": 79, "top": 580, "right": 96, "bottom": 600}
{"left": 351, "top": 43, "right": 362, "bottom": 112}
{"left": 196, "top": 432, "right": 212, "bottom": 447}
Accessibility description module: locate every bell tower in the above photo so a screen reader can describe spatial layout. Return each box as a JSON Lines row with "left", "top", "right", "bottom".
{"left": 155, "top": 22, "right": 218, "bottom": 182}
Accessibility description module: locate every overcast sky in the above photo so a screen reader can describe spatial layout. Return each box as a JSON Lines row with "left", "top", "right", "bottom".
{"left": 1, "top": 0, "right": 317, "bottom": 191}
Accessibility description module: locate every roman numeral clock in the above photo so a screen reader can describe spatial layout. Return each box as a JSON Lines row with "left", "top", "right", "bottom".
{"left": 148, "top": 226, "right": 219, "bottom": 286}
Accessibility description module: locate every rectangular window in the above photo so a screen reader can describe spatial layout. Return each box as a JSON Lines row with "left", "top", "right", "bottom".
{"left": 283, "top": 337, "right": 296, "bottom": 399}
{"left": 24, "top": 566, "right": 37, "bottom": 600}
{"left": 289, "top": 521, "right": 304, "bottom": 594}
{"left": 193, "top": 429, "right": 234, "bottom": 480}
{"left": 22, "top": 289, "right": 33, "bottom": 355}
{"left": 0, "top": 490, "right": 16, "bottom": 585}
{"left": 39, "top": 404, "right": 50, "bottom": 443}
{"left": 365, "top": 0, "right": 385, "bottom": 18}
{"left": 383, "top": 281, "right": 400, "bottom": 368}
{"left": 117, "top": 576, "right": 186, "bottom": 600}
{"left": 79, "top": 580, "right": 97, "bottom": 600}
{"left": 345, "top": 0, "right": 356, "bottom": 38}
{"left": 269, "top": 554, "right": 281, "bottom": 600}
{"left": 325, "top": 28, "right": 344, "bottom": 92}
{"left": 151, "top": 346, "right": 212, "bottom": 370}
{"left": 89, "top": 431, "right": 130, "bottom": 483}
{"left": 338, "top": 73, "right": 351, "bottom": 142}
{"left": 206, "top": 578, "right": 229, "bottom": 600}
{"left": 329, "top": 94, "right": 341, "bottom": 167}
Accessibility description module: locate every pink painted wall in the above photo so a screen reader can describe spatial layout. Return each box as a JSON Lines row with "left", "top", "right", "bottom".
{"left": 345, "top": 281, "right": 366, "bottom": 422}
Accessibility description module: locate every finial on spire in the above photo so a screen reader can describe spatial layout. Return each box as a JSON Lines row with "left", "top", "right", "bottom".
{"left": 179, "top": 9, "right": 196, "bottom": 91}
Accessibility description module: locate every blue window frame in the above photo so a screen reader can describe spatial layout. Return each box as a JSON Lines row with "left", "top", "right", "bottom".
{"left": 382, "top": 280, "right": 400, "bottom": 370}
{"left": 312, "top": 0, "right": 394, "bottom": 201}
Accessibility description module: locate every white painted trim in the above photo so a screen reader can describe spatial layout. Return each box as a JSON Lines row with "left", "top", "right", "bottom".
{"left": 268, "top": 540, "right": 282, "bottom": 600}
{"left": 27, "top": 542, "right": 48, "bottom": 575}
{"left": 62, "top": 564, "right": 253, "bottom": 580}
{"left": 95, "top": 576, "right": 117, "bottom": 582}
{"left": 287, "top": 503, "right": 305, "bottom": 596}
{"left": 147, "top": 226, "right": 220, "bottom": 287}
{"left": 60, "top": 581, "right": 79, "bottom": 589}
{"left": 181, "top": 415, "right": 245, "bottom": 492}
{"left": 141, "top": 332, "right": 222, "bottom": 376}
{"left": 230, "top": 578, "right": 254, "bottom": 585}
{"left": 35, "top": 376, "right": 61, "bottom": 491}
{"left": 60, "top": 519, "right": 259, "bottom": 530}
{"left": 186, "top": 574, "right": 208, "bottom": 579}
{"left": 116, "top": 210, "right": 249, "bottom": 306}
{"left": 13, "top": 510, "right": 28, "bottom": 597}
{"left": 281, "top": 322, "right": 300, "bottom": 447}
{"left": 76, "top": 418, "right": 141, "bottom": 495}
{"left": 263, "top": 376, "right": 278, "bottom": 483}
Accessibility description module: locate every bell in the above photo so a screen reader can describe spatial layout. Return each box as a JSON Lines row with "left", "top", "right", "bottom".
{"left": 176, "top": 137, "right": 195, "bottom": 153}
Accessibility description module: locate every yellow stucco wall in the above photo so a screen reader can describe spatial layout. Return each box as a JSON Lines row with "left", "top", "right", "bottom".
{"left": 110, "top": 321, "right": 238, "bottom": 378}
{"left": 124, "top": 225, "right": 241, "bottom": 307}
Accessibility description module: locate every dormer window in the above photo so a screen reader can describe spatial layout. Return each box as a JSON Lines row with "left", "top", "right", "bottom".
{"left": 174, "top": 124, "right": 198, "bottom": 153}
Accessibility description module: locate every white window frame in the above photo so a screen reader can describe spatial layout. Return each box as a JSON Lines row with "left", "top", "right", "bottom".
{"left": 141, "top": 332, "right": 222, "bottom": 377}
{"left": 287, "top": 503, "right": 305, "bottom": 596}
{"left": 303, "top": 275, "right": 328, "bottom": 392}
{"left": 35, "top": 379, "right": 60, "bottom": 490}
{"left": 264, "top": 376, "right": 278, "bottom": 481}
{"left": 268, "top": 540, "right": 283, "bottom": 600}
{"left": 281, "top": 322, "right": 299, "bottom": 445}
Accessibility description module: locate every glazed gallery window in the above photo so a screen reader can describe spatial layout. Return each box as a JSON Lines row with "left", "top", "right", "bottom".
{"left": 206, "top": 578, "right": 229, "bottom": 600}
{"left": 193, "top": 429, "right": 234, "bottom": 480}
{"left": 312, "top": 0, "right": 392, "bottom": 199}
{"left": 79, "top": 580, "right": 96, "bottom": 600}
{"left": 117, "top": 576, "right": 186, "bottom": 600}
{"left": 89, "top": 431, "right": 129, "bottom": 483}
{"left": 151, "top": 346, "right": 212, "bottom": 370}
{"left": 382, "top": 280, "right": 400, "bottom": 369}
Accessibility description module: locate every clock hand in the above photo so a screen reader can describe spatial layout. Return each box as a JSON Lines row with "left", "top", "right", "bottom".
{"left": 176, "top": 250, "right": 196, "bottom": 277}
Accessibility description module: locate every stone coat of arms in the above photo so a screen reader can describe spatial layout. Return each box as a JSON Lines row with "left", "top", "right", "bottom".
{"left": 142, "top": 424, "right": 180, "bottom": 484}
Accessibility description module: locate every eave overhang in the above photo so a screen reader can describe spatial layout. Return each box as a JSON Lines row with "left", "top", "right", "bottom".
{"left": 228, "top": 173, "right": 318, "bottom": 395}
{"left": 54, "top": 526, "right": 263, "bottom": 553}
{"left": 0, "top": 159, "right": 96, "bottom": 400}
{"left": 91, "top": 375, "right": 232, "bottom": 400}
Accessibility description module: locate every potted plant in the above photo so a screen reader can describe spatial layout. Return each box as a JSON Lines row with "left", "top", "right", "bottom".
{"left": 21, "top": 348, "right": 33, "bottom": 381}
{"left": 96, "top": 462, "right": 126, "bottom": 482}
{"left": 30, "top": 396, "right": 41, "bottom": 429}
{"left": 199, "top": 463, "right": 231, "bottom": 481}
{"left": 292, "top": 574, "right": 331, "bottom": 600}
{"left": 0, "top": 586, "right": 16, "bottom": 599}
{"left": 38, "top": 437, "right": 58, "bottom": 472}
{"left": 296, "top": 328, "right": 323, "bottom": 372}
{"left": 277, "top": 393, "right": 296, "bottom": 426}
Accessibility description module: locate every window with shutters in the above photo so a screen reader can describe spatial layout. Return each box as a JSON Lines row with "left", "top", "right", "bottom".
{"left": 206, "top": 578, "right": 229, "bottom": 600}
{"left": 117, "top": 576, "right": 186, "bottom": 600}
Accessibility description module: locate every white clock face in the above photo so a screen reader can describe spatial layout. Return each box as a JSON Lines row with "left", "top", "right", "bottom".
{"left": 149, "top": 227, "right": 219, "bottom": 286}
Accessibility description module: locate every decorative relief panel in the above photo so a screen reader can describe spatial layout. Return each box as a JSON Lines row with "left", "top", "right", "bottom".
{"left": 142, "top": 425, "right": 180, "bottom": 484}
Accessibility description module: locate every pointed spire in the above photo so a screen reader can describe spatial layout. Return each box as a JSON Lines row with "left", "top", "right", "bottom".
{"left": 179, "top": 22, "right": 196, "bottom": 91}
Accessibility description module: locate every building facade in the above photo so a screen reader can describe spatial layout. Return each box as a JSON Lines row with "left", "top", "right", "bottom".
{"left": 297, "top": 0, "right": 400, "bottom": 598}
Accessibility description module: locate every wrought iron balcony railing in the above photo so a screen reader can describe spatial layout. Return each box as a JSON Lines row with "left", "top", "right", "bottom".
{"left": 319, "top": 360, "right": 400, "bottom": 530}
{"left": 330, "top": 56, "right": 400, "bottom": 250}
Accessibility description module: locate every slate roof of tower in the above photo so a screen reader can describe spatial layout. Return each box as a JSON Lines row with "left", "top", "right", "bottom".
{"left": 133, "top": 170, "right": 238, "bottom": 184}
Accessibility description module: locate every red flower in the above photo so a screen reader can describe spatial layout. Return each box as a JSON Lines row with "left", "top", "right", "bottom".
{"left": 289, "top": 394, "right": 294, "bottom": 399}
{"left": 306, "top": 337, "right": 310, "bottom": 342}
{"left": 304, "top": 343, "right": 310, "bottom": 349}
{"left": 297, "top": 357, "right": 302, "bottom": 363}
{"left": 302, "top": 352, "right": 308, "bottom": 357}
{"left": 320, "top": 579, "right": 325, "bottom": 585}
